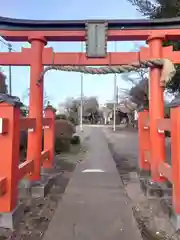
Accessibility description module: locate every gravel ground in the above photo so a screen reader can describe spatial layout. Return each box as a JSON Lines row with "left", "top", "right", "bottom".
{"left": 0, "top": 144, "right": 87, "bottom": 240}
{"left": 103, "top": 127, "right": 180, "bottom": 240}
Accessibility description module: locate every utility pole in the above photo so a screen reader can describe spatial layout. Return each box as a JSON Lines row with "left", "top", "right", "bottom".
{"left": 116, "top": 86, "right": 119, "bottom": 104}
{"left": 8, "top": 43, "right": 12, "bottom": 95}
{"left": 80, "top": 42, "right": 84, "bottom": 132}
{"left": 113, "top": 42, "right": 117, "bottom": 132}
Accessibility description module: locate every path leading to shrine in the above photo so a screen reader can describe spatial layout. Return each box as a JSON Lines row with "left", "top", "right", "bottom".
{"left": 42, "top": 126, "right": 142, "bottom": 240}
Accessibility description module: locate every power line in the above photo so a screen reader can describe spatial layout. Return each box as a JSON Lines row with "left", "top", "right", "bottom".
{"left": 0, "top": 38, "right": 16, "bottom": 52}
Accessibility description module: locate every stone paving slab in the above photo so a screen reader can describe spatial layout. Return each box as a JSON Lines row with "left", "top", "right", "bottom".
{"left": 43, "top": 127, "right": 142, "bottom": 240}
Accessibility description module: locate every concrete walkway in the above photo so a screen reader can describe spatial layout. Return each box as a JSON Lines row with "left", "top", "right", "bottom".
{"left": 43, "top": 127, "right": 142, "bottom": 240}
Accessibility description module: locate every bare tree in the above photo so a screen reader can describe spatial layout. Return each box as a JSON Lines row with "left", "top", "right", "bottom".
{"left": 22, "top": 88, "right": 51, "bottom": 108}
{"left": 120, "top": 42, "right": 149, "bottom": 109}
{"left": 63, "top": 96, "right": 100, "bottom": 124}
{"left": 0, "top": 72, "right": 8, "bottom": 94}
{"left": 83, "top": 96, "right": 99, "bottom": 113}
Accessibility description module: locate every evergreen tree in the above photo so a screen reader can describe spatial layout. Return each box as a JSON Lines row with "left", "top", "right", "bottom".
{"left": 127, "top": 0, "right": 180, "bottom": 94}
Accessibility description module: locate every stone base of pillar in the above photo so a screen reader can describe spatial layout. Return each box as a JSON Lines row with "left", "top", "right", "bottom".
{"left": 0, "top": 204, "right": 24, "bottom": 230}
{"left": 30, "top": 175, "right": 55, "bottom": 198}
{"left": 18, "top": 166, "right": 62, "bottom": 199}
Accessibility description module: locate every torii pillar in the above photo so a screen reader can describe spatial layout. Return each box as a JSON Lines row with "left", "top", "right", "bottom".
{"left": 147, "top": 35, "right": 166, "bottom": 182}
{"left": 27, "top": 36, "right": 46, "bottom": 181}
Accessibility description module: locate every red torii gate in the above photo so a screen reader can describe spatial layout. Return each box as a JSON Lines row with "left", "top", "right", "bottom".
{"left": 0, "top": 17, "right": 180, "bottom": 226}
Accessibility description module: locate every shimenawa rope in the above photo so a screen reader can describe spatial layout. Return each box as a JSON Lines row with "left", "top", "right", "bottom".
{"left": 37, "top": 58, "right": 176, "bottom": 87}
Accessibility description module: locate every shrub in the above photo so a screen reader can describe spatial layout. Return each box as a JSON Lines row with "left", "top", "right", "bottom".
{"left": 55, "top": 138, "right": 71, "bottom": 153}
{"left": 71, "top": 134, "right": 81, "bottom": 145}
{"left": 55, "top": 114, "right": 67, "bottom": 120}
{"left": 54, "top": 119, "right": 75, "bottom": 153}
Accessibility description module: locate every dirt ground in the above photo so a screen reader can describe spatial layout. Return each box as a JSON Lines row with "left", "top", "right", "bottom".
{"left": 1, "top": 126, "right": 177, "bottom": 240}
{"left": 103, "top": 127, "right": 180, "bottom": 240}
{"left": 0, "top": 144, "right": 87, "bottom": 240}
